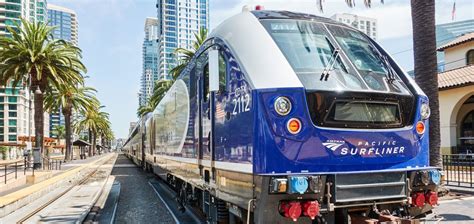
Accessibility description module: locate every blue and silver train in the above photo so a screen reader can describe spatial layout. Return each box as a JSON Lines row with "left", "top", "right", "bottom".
{"left": 124, "top": 9, "right": 441, "bottom": 224}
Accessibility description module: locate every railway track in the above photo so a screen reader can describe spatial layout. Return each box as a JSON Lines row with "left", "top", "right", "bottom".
{"left": 16, "top": 155, "right": 116, "bottom": 224}
{"left": 148, "top": 178, "right": 204, "bottom": 224}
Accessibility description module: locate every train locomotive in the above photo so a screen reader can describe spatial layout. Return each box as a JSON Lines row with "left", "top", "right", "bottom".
{"left": 124, "top": 9, "right": 441, "bottom": 224}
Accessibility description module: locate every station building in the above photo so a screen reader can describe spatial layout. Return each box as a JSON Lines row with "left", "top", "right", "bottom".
{"left": 438, "top": 32, "right": 474, "bottom": 155}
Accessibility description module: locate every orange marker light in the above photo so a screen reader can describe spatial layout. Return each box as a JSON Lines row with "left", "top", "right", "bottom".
{"left": 416, "top": 121, "right": 425, "bottom": 135}
{"left": 287, "top": 118, "right": 302, "bottom": 134}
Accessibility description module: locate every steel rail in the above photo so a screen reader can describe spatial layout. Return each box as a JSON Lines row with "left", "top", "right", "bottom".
{"left": 16, "top": 156, "right": 114, "bottom": 224}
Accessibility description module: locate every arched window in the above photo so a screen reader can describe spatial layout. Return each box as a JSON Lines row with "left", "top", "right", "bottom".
{"left": 467, "top": 50, "right": 474, "bottom": 66}
{"left": 461, "top": 110, "right": 474, "bottom": 146}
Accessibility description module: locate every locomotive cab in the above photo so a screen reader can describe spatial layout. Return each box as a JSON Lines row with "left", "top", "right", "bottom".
{"left": 124, "top": 9, "right": 441, "bottom": 224}
{"left": 242, "top": 11, "right": 440, "bottom": 223}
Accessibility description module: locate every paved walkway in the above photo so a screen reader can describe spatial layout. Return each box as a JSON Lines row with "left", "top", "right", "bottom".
{"left": 112, "top": 154, "right": 175, "bottom": 223}
{"left": 0, "top": 154, "right": 115, "bottom": 223}
{"left": 431, "top": 197, "right": 474, "bottom": 223}
{"left": 0, "top": 154, "right": 108, "bottom": 196}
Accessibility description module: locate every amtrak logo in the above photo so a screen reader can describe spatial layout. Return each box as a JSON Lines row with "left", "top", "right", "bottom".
{"left": 322, "top": 139, "right": 406, "bottom": 156}
{"left": 322, "top": 140, "right": 345, "bottom": 151}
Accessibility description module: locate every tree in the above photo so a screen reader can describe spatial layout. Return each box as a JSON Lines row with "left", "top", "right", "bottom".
{"left": 45, "top": 85, "right": 99, "bottom": 161}
{"left": 136, "top": 27, "right": 209, "bottom": 118}
{"left": 317, "top": 0, "right": 441, "bottom": 167}
{"left": 52, "top": 125, "right": 66, "bottom": 143}
{"left": 75, "top": 106, "right": 111, "bottom": 156}
{"left": 170, "top": 27, "right": 208, "bottom": 79}
{"left": 137, "top": 99, "right": 155, "bottom": 117}
{"left": 0, "top": 19, "right": 86, "bottom": 155}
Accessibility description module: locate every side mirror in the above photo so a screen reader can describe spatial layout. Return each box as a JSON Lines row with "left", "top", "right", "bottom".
{"left": 209, "top": 49, "right": 219, "bottom": 92}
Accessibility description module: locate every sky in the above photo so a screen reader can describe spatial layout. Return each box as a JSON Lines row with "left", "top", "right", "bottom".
{"left": 48, "top": 0, "right": 474, "bottom": 138}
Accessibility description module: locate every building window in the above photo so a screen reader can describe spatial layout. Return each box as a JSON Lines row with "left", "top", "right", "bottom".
{"left": 8, "top": 96, "right": 17, "bottom": 103}
{"left": 467, "top": 50, "right": 474, "bottom": 65}
{"left": 8, "top": 135, "right": 17, "bottom": 142}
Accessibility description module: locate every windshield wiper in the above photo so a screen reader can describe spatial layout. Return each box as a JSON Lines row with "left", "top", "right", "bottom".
{"left": 320, "top": 37, "right": 347, "bottom": 81}
{"left": 369, "top": 44, "right": 396, "bottom": 84}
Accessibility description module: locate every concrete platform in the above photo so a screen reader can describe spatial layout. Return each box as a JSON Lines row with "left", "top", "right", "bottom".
{"left": 0, "top": 154, "right": 115, "bottom": 219}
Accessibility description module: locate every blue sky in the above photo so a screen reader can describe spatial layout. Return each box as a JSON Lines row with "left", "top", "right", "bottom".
{"left": 48, "top": 0, "right": 473, "bottom": 138}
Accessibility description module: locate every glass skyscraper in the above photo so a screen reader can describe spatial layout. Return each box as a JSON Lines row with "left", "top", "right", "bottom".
{"left": 156, "top": 0, "right": 209, "bottom": 80}
{"left": 47, "top": 4, "right": 78, "bottom": 45}
{"left": 139, "top": 18, "right": 159, "bottom": 107}
{"left": 47, "top": 4, "right": 78, "bottom": 137}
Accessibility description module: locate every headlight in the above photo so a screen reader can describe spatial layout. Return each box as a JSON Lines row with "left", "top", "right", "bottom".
{"left": 420, "top": 103, "right": 430, "bottom": 120}
{"left": 274, "top": 96, "right": 292, "bottom": 116}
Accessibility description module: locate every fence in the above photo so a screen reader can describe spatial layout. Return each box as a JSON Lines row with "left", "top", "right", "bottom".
{"left": 443, "top": 154, "right": 474, "bottom": 188}
{"left": 0, "top": 156, "right": 62, "bottom": 184}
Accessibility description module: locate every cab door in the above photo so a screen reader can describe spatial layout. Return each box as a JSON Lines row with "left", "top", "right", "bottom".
{"left": 196, "top": 50, "right": 213, "bottom": 182}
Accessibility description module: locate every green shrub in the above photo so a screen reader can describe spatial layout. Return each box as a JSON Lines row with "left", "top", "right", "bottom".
{"left": 0, "top": 146, "right": 8, "bottom": 160}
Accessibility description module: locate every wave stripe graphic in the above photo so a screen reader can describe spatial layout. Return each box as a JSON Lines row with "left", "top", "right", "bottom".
{"left": 322, "top": 142, "right": 343, "bottom": 151}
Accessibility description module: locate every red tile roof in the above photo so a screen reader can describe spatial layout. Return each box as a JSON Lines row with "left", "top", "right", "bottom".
{"left": 438, "top": 32, "right": 474, "bottom": 51}
{"left": 438, "top": 65, "right": 474, "bottom": 89}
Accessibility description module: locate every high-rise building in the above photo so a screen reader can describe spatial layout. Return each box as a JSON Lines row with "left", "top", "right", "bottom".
{"left": 139, "top": 17, "right": 159, "bottom": 106}
{"left": 1, "top": 0, "right": 47, "bottom": 36}
{"left": 155, "top": 0, "right": 209, "bottom": 80}
{"left": 0, "top": 0, "right": 50, "bottom": 151}
{"left": 47, "top": 4, "right": 78, "bottom": 137}
{"left": 436, "top": 19, "right": 474, "bottom": 72}
{"left": 331, "top": 13, "right": 377, "bottom": 40}
{"left": 47, "top": 4, "right": 78, "bottom": 45}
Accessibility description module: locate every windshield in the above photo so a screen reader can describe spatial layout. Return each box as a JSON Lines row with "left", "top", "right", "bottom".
{"left": 261, "top": 19, "right": 411, "bottom": 94}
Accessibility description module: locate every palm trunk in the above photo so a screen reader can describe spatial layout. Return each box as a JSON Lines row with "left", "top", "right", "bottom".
{"left": 88, "top": 128, "right": 93, "bottom": 157}
{"left": 63, "top": 108, "right": 72, "bottom": 161}
{"left": 34, "top": 89, "right": 44, "bottom": 156}
{"left": 411, "top": 0, "right": 442, "bottom": 167}
{"left": 92, "top": 133, "right": 97, "bottom": 156}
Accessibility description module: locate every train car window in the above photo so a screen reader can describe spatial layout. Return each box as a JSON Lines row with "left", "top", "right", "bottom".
{"left": 203, "top": 63, "right": 209, "bottom": 102}
{"left": 218, "top": 53, "right": 227, "bottom": 93}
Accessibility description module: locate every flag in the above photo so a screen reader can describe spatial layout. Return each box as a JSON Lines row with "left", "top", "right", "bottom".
{"left": 452, "top": 2, "right": 456, "bottom": 21}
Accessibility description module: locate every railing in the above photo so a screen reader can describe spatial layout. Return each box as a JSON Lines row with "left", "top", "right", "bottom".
{"left": 0, "top": 156, "right": 62, "bottom": 184}
{"left": 1, "top": 160, "right": 23, "bottom": 184}
{"left": 42, "top": 157, "right": 62, "bottom": 171}
{"left": 443, "top": 154, "right": 474, "bottom": 188}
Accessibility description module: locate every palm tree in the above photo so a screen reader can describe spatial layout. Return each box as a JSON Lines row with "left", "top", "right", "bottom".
{"left": 0, "top": 19, "right": 86, "bottom": 155}
{"left": 136, "top": 27, "right": 208, "bottom": 118}
{"left": 137, "top": 99, "right": 155, "bottom": 117}
{"left": 317, "top": 0, "right": 441, "bottom": 167}
{"left": 45, "top": 85, "right": 99, "bottom": 160}
{"left": 75, "top": 106, "right": 110, "bottom": 156}
{"left": 169, "top": 27, "right": 208, "bottom": 79}
{"left": 52, "top": 125, "right": 66, "bottom": 144}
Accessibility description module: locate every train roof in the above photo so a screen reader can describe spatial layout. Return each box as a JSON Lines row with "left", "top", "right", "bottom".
{"left": 209, "top": 10, "right": 304, "bottom": 89}
{"left": 251, "top": 10, "right": 338, "bottom": 24}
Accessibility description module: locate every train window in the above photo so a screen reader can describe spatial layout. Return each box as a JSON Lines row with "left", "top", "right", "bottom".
{"left": 203, "top": 63, "right": 209, "bottom": 102}
{"left": 261, "top": 20, "right": 364, "bottom": 91}
{"left": 218, "top": 52, "right": 227, "bottom": 93}
{"left": 327, "top": 25, "right": 411, "bottom": 94}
